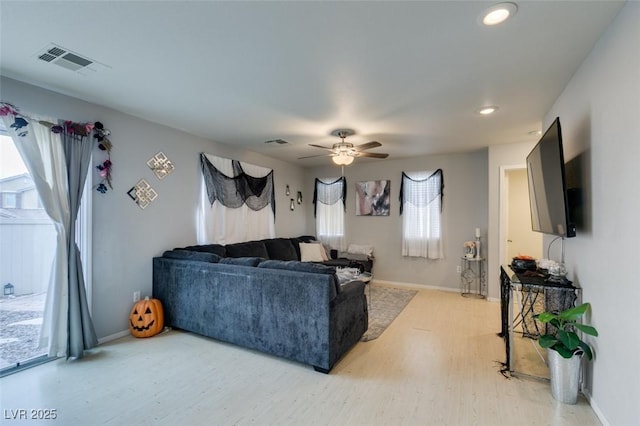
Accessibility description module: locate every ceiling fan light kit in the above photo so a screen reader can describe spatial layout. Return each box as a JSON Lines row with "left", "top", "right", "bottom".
{"left": 333, "top": 153, "right": 355, "bottom": 165}
{"left": 300, "top": 128, "right": 389, "bottom": 165}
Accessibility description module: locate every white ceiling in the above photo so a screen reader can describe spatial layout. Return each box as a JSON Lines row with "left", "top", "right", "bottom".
{"left": 0, "top": 1, "right": 625, "bottom": 166}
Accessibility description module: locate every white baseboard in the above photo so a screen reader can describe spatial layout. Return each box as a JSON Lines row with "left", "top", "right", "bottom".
{"left": 372, "top": 279, "right": 500, "bottom": 304}
{"left": 372, "top": 279, "right": 460, "bottom": 293}
{"left": 582, "top": 389, "right": 610, "bottom": 426}
{"left": 97, "top": 329, "right": 130, "bottom": 345}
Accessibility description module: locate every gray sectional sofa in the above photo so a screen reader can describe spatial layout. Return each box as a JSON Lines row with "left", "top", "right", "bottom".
{"left": 152, "top": 237, "right": 369, "bottom": 373}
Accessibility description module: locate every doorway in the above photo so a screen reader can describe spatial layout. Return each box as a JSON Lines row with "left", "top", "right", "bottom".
{"left": 500, "top": 166, "right": 548, "bottom": 378}
{"left": 502, "top": 167, "right": 543, "bottom": 265}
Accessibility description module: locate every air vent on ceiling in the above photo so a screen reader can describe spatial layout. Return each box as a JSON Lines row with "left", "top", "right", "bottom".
{"left": 264, "top": 139, "right": 288, "bottom": 145}
{"left": 35, "top": 43, "right": 109, "bottom": 75}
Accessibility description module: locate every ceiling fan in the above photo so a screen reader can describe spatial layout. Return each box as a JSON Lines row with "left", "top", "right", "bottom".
{"left": 298, "top": 129, "right": 389, "bottom": 165}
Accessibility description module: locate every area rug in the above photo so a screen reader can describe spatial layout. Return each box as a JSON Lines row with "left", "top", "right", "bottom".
{"left": 361, "top": 285, "right": 417, "bottom": 341}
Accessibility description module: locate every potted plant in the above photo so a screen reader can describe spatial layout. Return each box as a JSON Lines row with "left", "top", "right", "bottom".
{"left": 536, "top": 302, "right": 598, "bottom": 404}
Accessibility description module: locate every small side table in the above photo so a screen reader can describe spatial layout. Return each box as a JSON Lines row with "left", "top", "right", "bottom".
{"left": 460, "top": 257, "right": 486, "bottom": 298}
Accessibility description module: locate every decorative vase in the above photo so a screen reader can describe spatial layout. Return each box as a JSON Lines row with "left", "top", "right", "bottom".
{"left": 548, "top": 349, "right": 582, "bottom": 404}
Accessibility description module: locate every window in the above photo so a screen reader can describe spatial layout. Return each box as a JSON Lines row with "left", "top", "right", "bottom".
{"left": 314, "top": 177, "right": 346, "bottom": 251}
{"left": 197, "top": 153, "right": 275, "bottom": 244}
{"left": 2, "top": 192, "right": 17, "bottom": 208}
{"left": 400, "top": 170, "right": 443, "bottom": 259}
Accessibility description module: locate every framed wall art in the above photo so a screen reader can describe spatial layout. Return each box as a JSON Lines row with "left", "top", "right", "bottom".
{"left": 355, "top": 180, "right": 390, "bottom": 216}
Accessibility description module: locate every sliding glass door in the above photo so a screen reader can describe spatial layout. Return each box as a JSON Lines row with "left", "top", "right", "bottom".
{"left": 0, "top": 130, "right": 56, "bottom": 373}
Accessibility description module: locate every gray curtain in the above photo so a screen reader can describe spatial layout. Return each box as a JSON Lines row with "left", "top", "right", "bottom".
{"left": 61, "top": 129, "right": 98, "bottom": 357}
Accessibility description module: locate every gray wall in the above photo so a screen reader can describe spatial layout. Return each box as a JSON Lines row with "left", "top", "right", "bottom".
{"left": 541, "top": 3, "right": 639, "bottom": 424}
{"left": 304, "top": 150, "right": 488, "bottom": 291}
{"left": 489, "top": 4, "right": 639, "bottom": 423}
{"left": 1, "top": 77, "right": 308, "bottom": 339}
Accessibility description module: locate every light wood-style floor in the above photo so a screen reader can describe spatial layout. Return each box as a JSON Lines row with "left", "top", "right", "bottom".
{"left": 0, "top": 287, "right": 600, "bottom": 425}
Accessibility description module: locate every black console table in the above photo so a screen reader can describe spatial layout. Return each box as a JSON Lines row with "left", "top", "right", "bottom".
{"left": 499, "top": 265, "right": 580, "bottom": 377}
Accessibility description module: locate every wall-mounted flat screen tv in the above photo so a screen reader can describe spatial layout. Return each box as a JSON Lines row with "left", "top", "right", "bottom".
{"left": 526, "top": 117, "right": 576, "bottom": 238}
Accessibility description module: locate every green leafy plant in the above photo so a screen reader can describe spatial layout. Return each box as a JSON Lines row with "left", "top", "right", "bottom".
{"left": 536, "top": 302, "right": 598, "bottom": 360}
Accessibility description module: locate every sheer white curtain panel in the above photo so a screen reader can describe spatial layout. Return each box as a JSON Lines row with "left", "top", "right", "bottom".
{"left": 315, "top": 178, "right": 346, "bottom": 251}
{"left": 197, "top": 153, "right": 275, "bottom": 245}
{"left": 401, "top": 171, "right": 443, "bottom": 259}
{"left": 1, "top": 116, "right": 70, "bottom": 357}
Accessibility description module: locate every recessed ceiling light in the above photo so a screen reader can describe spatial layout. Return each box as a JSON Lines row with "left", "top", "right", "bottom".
{"left": 477, "top": 106, "right": 499, "bottom": 115}
{"left": 480, "top": 2, "right": 518, "bottom": 26}
{"left": 528, "top": 130, "right": 542, "bottom": 136}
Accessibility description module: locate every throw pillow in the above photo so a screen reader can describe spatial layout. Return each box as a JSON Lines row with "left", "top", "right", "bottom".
{"left": 320, "top": 243, "right": 331, "bottom": 261}
{"left": 347, "top": 243, "right": 374, "bottom": 257}
{"left": 300, "top": 242, "right": 327, "bottom": 262}
{"left": 291, "top": 236, "right": 317, "bottom": 260}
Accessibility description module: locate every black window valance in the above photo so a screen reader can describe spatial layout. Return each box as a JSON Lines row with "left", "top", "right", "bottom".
{"left": 313, "top": 177, "right": 346, "bottom": 217}
{"left": 399, "top": 169, "right": 444, "bottom": 215}
{"left": 200, "top": 153, "right": 275, "bottom": 217}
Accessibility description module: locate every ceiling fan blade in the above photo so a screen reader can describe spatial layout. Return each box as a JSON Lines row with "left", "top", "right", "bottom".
{"left": 308, "top": 144, "right": 334, "bottom": 151}
{"left": 357, "top": 152, "right": 389, "bottom": 159}
{"left": 298, "top": 153, "right": 331, "bottom": 159}
{"left": 354, "top": 141, "right": 382, "bottom": 151}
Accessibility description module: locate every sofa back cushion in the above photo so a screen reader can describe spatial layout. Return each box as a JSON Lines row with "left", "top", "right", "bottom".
{"left": 219, "top": 257, "right": 264, "bottom": 267}
{"left": 182, "top": 244, "right": 226, "bottom": 257}
{"left": 225, "top": 241, "right": 269, "bottom": 259}
{"left": 163, "top": 250, "right": 221, "bottom": 263}
{"left": 258, "top": 260, "right": 340, "bottom": 294}
{"left": 263, "top": 238, "right": 298, "bottom": 261}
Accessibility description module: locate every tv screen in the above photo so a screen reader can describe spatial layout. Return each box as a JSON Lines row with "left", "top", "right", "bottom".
{"left": 526, "top": 117, "right": 576, "bottom": 238}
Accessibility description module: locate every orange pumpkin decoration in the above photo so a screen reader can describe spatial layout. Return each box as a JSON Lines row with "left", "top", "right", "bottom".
{"left": 129, "top": 297, "right": 164, "bottom": 338}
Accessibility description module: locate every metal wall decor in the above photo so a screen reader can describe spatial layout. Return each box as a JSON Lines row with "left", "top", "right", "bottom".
{"left": 147, "top": 151, "right": 175, "bottom": 180}
{"left": 127, "top": 179, "right": 158, "bottom": 209}
{"left": 290, "top": 199, "right": 295, "bottom": 211}
{"left": 297, "top": 191, "right": 302, "bottom": 204}
{"left": 285, "top": 185, "right": 290, "bottom": 196}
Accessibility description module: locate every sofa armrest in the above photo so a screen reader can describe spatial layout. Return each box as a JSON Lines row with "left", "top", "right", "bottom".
{"left": 327, "top": 279, "right": 368, "bottom": 370}
{"left": 338, "top": 279, "right": 366, "bottom": 298}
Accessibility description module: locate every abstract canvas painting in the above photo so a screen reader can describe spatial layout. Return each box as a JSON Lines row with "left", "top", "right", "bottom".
{"left": 356, "top": 180, "right": 390, "bottom": 216}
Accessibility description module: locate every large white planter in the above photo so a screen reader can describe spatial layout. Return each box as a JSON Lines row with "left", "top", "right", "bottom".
{"left": 548, "top": 349, "right": 582, "bottom": 404}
